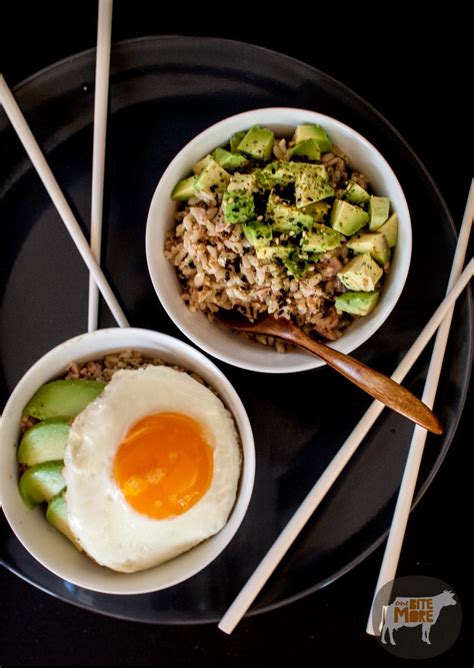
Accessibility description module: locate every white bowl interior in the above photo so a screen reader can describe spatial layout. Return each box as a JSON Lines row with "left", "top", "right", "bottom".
{"left": 146, "top": 107, "right": 411, "bottom": 373}
{"left": 0, "top": 328, "right": 255, "bottom": 594}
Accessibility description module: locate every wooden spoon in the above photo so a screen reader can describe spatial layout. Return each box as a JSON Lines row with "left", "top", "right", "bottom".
{"left": 215, "top": 310, "right": 443, "bottom": 435}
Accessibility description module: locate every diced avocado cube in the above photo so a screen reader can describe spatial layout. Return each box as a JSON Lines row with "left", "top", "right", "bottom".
{"left": 192, "top": 154, "right": 213, "bottom": 175}
{"left": 227, "top": 172, "right": 258, "bottom": 195}
{"left": 344, "top": 180, "right": 370, "bottom": 205}
{"left": 194, "top": 159, "right": 230, "bottom": 194}
{"left": 294, "top": 165, "right": 334, "bottom": 208}
{"left": 17, "top": 418, "right": 70, "bottom": 467}
{"left": 368, "top": 196, "right": 390, "bottom": 230}
{"left": 335, "top": 291, "right": 380, "bottom": 316}
{"left": 300, "top": 201, "right": 331, "bottom": 221}
{"left": 330, "top": 199, "right": 369, "bottom": 235}
{"left": 293, "top": 124, "right": 333, "bottom": 152}
{"left": 347, "top": 231, "right": 390, "bottom": 266}
{"left": 242, "top": 221, "right": 273, "bottom": 248}
{"left": 237, "top": 125, "right": 274, "bottom": 161}
{"left": 288, "top": 139, "right": 321, "bottom": 161}
{"left": 223, "top": 192, "right": 255, "bottom": 224}
{"left": 171, "top": 175, "right": 198, "bottom": 201}
{"left": 378, "top": 213, "right": 398, "bottom": 248}
{"left": 267, "top": 201, "right": 314, "bottom": 233}
{"left": 257, "top": 162, "right": 294, "bottom": 189}
{"left": 23, "top": 379, "right": 106, "bottom": 420}
{"left": 337, "top": 252, "right": 383, "bottom": 292}
{"left": 255, "top": 245, "right": 291, "bottom": 261}
{"left": 46, "top": 492, "right": 82, "bottom": 550}
{"left": 229, "top": 131, "right": 247, "bottom": 153}
{"left": 283, "top": 252, "right": 312, "bottom": 279}
{"left": 301, "top": 224, "right": 343, "bottom": 253}
{"left": 18, "top": 461, "right": 66, "bottom": 509}
{"left": 212, "top": 147, "right": 248, "bottom": 171}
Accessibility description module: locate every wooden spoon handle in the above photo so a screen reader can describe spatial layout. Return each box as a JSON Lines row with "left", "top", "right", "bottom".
{"left": 289, "top": 329, "right": 443, "bottom": 435}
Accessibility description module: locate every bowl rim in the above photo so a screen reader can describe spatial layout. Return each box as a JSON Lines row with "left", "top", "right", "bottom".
{"left": 146, "top": 106, "right": 412, "bottom": 374}
{"left": 0, "top": 327, "right": 255, "bottom": 594}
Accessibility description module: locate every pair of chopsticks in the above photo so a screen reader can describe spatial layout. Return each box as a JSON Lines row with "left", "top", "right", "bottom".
{"left": 218, "top": 183, "right": 474, "bottom": 635}
{"left": 0, "top": 0, "right": 119, "bottom": 330}
{"left": 0, "top": 14, "right": 472, "bottom": 634}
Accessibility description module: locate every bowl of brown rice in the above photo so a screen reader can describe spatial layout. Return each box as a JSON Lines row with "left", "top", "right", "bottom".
{"left": 146, "top": 108, "right": 411, "bottom": 373}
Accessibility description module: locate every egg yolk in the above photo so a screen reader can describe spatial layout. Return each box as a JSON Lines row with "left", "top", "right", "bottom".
{"left": 114, "top": 412, "right": 213, "bottom": 519}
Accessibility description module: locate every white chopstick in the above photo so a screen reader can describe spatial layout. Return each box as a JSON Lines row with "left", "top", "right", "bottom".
{"left": 88, "top": 0, "right": 113, "bottom": 332}
{"left": 366, "top": 180, "right": 474, "bottom": 635}
{"left": 219, "top": 256, "right": 474, "bottom": 634}
{"left": 0, "top": 73, "right": 129, "bottom": 328}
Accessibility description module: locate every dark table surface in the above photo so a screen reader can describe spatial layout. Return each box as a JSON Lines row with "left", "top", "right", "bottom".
{"left": 0, "top": 4, "right": 472, "bottom": 666}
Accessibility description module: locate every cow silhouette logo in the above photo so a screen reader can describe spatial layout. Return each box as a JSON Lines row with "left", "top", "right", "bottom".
{"left": 373, "top": 576, "right": 462, "bottom": 659}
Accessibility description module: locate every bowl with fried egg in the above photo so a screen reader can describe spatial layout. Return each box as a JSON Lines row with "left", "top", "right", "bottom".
{"left": 0, "top": 328, "right": 255, "bottom": 594}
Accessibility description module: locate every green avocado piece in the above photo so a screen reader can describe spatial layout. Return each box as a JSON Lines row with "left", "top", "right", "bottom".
{"left": 300, "top": 201, "right": 331, "bottom": 221}
{"left": 212, "top": 147, "right": 248, "bottom": 171}
{"left": 301, "top": 224, "right": 343, "bottom": 253}
{"left": 347, "top": 231, "right": 390, "bottom": 266}
{"left": 229, "top": 131, "right": 247, "bottom": 153}
{"left": 267, "top": 199, "right": 314, "bottom": 233}
{"left": 192, "top": 154, "right": 213, "bottom": 175}
{"left": 46, "top": 492, "right": 82, "bottom": 549}
{"left": 368, "top": 196, "right": 390, "bottom": 230}
{"left": 18, "top": 461, "right": 66, "bottom": 509}
{"left": 344, "top": 180, "right": 370, "bottom": 205}
{"left": 17, "top": 418, "right": 70, "bottom": 467}
{"left": 337, "top": 252, "right": 383, "bottom": 292}
{"left": 237, "top": 125, "right": 274, "bottom": 161}
{"left": 283, "top": 252, "right": 313, "bottom": 279}
{"left": 378, "top": 213, "right": 398, "bottom": 248}
{"left": 223, "top": 191, "right": 256, "bottom": 224}
{"left": 293, "top": 124, "right": 333, "bottom": 152}
{"left": 194, "top": 159, "right": 230, "bottom": 194}
{"left": 242, "top": 221, "right": 273, "bottom": 248}
{"left": 256, "top": 162, "right": 294, "bottom": 189}
{"left": 23, "top": 379, "right": 106, "bottom": 420}
{"left": 255, "top": 245, "right": 292, "bottom": 261}
{"left": 227, "top": 172, "right": 258, "bottom": 195}
{"left": 288, "top": 138, "right": 321, "bottom": 161}
{"left": 294, "top": 164, "right": 334, "bottom": 208}
{"left": 171, "top": 175, "right": 198, "bottom": 201}
{"left": 330, "top": 199, "right": 369, "bottom": 235}
{"left": 335, "top": 291, "right": 380, "bottom": 316}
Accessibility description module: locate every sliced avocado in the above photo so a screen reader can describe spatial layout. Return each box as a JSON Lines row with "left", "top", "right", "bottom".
{"left": 255, "top": 245, "right": 292, "bottom": 261}
{"left": 17, "top": 418, "right": 70, "bottom": 467}
{"left": 335, "top": 291, "right": 380, "bottom": 316}
{"left": 46, "top": 492, "right": 82, "bottom": 550}
{"left": 192, "top": 154, "right": 213, "bottom": 175}
{"left": 347, "top": 231, "right": 390, "bottom": 266}
{"left": 212, "top": 147, "right": 248, "bottom": 171}
{"left": 237, "top": 125, "right": 274, "bottom": 161}
{"left": 330, "top": 199, "right": 369, "bottom": 235}
{"left": 194, "top": 159, "right": 230, "bottom": 194}
{"left": 227, "top": 172, "right": 258, "bottom": 195}
{"left": 368, "top": 195, "right": 390, "bottom": 230}
{"left": 256, "top": 161, "right": 294, "bottom": 189}
{"left": 294, "top": 165, "right": 334, "bottom": 208}
{"left": 337, "top": 252, "right": 383, "bottom": 292}
{"left": 243, "top": 221, "right": 273, "bottom": 248}
{"left": 288, "top": 139, "right": 321, "bottom": 161}
{"left": 171, "top": 175, "right": 198, "bottom": 201}
{"left": 267, "top": 201, "right": 313, "bottom": 233}
{"left": 283, "top": 252, "right": 312, "bottom": 279}
{"left": 223, "top": 192, "right": 255, "bottom": 224}
{"left": 293, "top": 124, "right": 332, "bottom": 152}
{"left": 344, "top": 180, "right": 370, "bottom": 205}
{"left": 301, "top": 224, "right": 343, "bottom": 253}
{"left": 18, "top": 461, "right": 66, "bottom": 509}
{"left": 378, "top": 213, "right": 398, "bottom": 248}
{"left": 300, "top": 200, "right": 331, "bottom": 221}
{"left": 23, "top": 379, "right": 106, "bottom": 420}
{"left": 229, "top": 130, "right": 247, "bottom": 153}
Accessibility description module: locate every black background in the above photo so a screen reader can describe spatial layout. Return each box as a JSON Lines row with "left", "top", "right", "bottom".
{"left": 0, "top": 3, "right": 472, "bottom": 665}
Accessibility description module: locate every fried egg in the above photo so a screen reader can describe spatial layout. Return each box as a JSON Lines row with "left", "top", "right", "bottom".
{"left": 63, "top": 365, "right": 241, "bottom": 573}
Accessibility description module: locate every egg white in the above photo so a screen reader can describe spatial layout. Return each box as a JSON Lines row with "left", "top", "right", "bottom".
{"left": 63, "top": 365, "right": 241, "bottom": 573}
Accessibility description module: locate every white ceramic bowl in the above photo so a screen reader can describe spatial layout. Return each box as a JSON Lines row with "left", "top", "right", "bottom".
{"left": 0, "top": 328, "right": 255, "bottom": 594}
{"left": 146, "top": 107, "right": 412, "bottom": 373}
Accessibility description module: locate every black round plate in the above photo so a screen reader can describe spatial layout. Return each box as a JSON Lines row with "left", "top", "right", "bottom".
{"left": 0, "top": 36, "right": 471, "bottom": 624}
